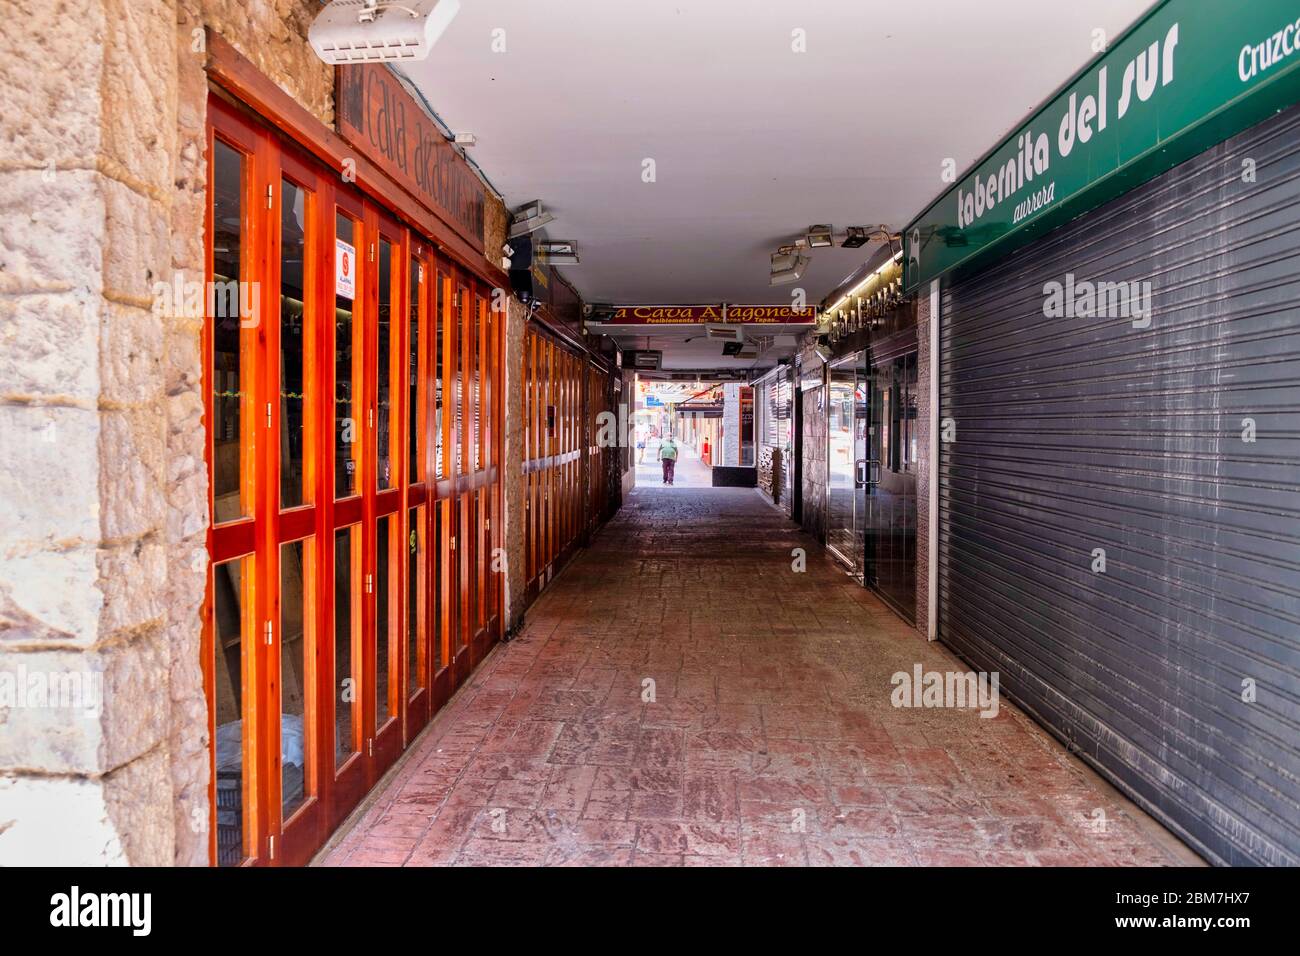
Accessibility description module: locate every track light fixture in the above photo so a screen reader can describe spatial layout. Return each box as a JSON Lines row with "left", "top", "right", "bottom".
{"left": 842, "top": 226, "right": 869, "bottom": 248}
{"left": 806, "top": 224, "right": 834, "bottom": 248}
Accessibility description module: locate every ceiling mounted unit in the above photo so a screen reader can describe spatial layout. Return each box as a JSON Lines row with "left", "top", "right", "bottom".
{"left": 309, "top": 0, "right": 462, "bottom": 64}
{"left": 842, "top": 226, "right": 870, "bottom": 248}
{"left": 722, "top": 341, "right": 759, "bottom": 359}
{"left": 769, "top": 250, "right": 810, "bottom": 286}
{"left": 631, "top": 350, "right": 662, "bottom": 370}
{"left": 806, "top": 224, "right": 834, "bottom": 248}
{"left": 508, "top": 200, "right": 555, "bottom": 238}
{"left": 582, "top": 303, "right": 618, "bottom": 322}
{"left": 705, "top": 324, "right": 744, "bottom": 342}
{"left": 536, "top": 240, "right": 579, "bottom": 266}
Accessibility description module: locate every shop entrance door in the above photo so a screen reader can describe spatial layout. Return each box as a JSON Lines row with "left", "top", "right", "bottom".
{"left": 826, "top": 353, "right": 867, "bottom": 579}
{"left": 863, "top": 351, "right": 918, "bottom": 622}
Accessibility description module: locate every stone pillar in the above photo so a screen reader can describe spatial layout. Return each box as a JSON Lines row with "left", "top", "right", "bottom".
{"left": 502, "top": 299, "right": 528, "bottom": 631}
{"left": 0, "top": 0, "right": 204, "bottom": 866}
{"left": 721, "top": 383, "right": 741, "bottom": 465}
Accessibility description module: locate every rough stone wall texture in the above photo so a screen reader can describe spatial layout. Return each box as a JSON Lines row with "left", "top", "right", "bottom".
{"left": 915, "top": 294, "right": 931, "bottom": 640}
{"left": 502, "top": 300, "right": 527, "bottom": 631}
{"left": 483, "top": 196, "right": 508, "bottom": 273}
{"left": 0, "top": 0, "right": 331, "bottom": 867}
{"left": 189, "top": 0, "right": 334, "bottom": 126}
{"left": 1, "top": 0, "right": 182, "bottom": 866}
{"left": 800, "top": 386, "right": 828, "bottom": 542}
{"left": 794, "top": 338, "right": 828, "bottom": 541}
{"left": 619, "top": 369, "right": 636, "bottom": 499}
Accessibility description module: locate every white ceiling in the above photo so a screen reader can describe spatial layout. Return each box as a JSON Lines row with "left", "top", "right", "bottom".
{"left": 401, "top": 0, "right": 1151, "bottom": 308}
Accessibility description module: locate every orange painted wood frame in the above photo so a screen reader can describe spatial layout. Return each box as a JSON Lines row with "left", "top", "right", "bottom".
{"left": 200, "top": 77, "right": 505, "bottom": 866}
{"left": 521, "top": 323, "right": 616, "bottom": 603}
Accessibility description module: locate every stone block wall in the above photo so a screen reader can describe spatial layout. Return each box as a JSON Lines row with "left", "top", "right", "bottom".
{"left": 2, "top": 0, "right": 191, "bottom": 866}
{"left": 798, "top": 345, "right": 828, "bottom": 542}
{"left": 502, "top": 299, "right": 527, "bottom": 631}
{"left": 721, "top": 383, "right": 740, "bottom": 465}
{"left": 3, "top": 0, "right": 337, "bottom": 867}
{"left": 619, "top": 368, "right": 636, "bottom": 499}
{"left": 800, "top": 386, "right": 828, "bottom": 541}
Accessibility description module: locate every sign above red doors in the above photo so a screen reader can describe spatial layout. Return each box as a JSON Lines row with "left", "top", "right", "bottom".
{"left": 337, "top": 64, "right": 486, "bottom": 252}
{"left": 607, "top": 305, "right": 817, "bottom": 324}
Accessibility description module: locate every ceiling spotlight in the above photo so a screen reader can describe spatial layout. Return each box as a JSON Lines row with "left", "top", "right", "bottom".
{"left": 509, "top": 200, "right": 555, "bottom": 238}
{"left": 537, "top": 240, "right": 580, "bottom": 265}
{"left": 309, "top": 0, "right": 462, "bottom": 64}
{"left": 806, "top": 224, "right": 834, "bottom": 248}
{"left": 842, "top": 226, "right": 870, "bottom": 248}
{"left": 453, "top": 132, "right": 477, "bottom": 146}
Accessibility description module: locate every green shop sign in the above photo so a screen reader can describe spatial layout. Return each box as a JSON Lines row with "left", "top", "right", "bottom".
{"left": 903, "top": 0, "right": 1300, "bottom": 291}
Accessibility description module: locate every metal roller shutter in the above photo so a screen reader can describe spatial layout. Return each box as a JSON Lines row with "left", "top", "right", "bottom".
{"left": 938, "top": 104, "right": 1300, "bottom": 866}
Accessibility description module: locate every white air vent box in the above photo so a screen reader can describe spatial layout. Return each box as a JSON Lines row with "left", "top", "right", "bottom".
{"left": 310, "top": 0, "right": 461, "bottom": 64}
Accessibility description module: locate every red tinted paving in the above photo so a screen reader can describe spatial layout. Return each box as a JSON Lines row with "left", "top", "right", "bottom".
{"left": 320, "top": 487, "right": 1199, "bottom": 867}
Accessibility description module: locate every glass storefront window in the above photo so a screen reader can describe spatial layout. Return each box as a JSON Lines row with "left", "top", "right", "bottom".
{"left": 211, "top": 139, "right": 246, "bottom": 523}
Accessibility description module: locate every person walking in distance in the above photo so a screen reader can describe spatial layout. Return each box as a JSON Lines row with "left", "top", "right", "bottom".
{"left": 659, "top": 434, "right": 679, "bottom": 485}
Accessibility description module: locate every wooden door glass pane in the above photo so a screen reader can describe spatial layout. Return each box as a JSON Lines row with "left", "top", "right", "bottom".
{"left": 408, "top": 256, "right": 420, "bottom": 483}
{"left": 455, "top": 285, "right": 465, "bottom": 475}
{"left": 484, "top": 299, "right": 492, "bottom": 468}
{"left": 211, "top": 139, "right": 247, "bottom": 523}
{"left": 334, "top": 525, "right": 359, "bottom": 769}
{"left": 377, "top": 238, "right": 394, "bottom": 491}
{"left": 279, "top": 177, "right": 310, "bottom": 509}
{"left": 334, "top": 213, "right": 358, "bottom": 499}
{"left": 407, "top": 505, "right": 425, "bottom": 697}
{"left": 279, "top": 538, "right": 310, "bottom": 819}
{"left": 433, "top": 501, "right": 445, "bottom": 672}
{"left": 472, "top": 294, "right": 482, "bottom": 469}
{"left": 376, "top": 514, "right": 393, "bottom": 725}
{"left": 435, "top": 272, "right": 445, "bottom": 478}
{"left": 468, "top": 492, "right": 479, "bottom": 632}
{"left": 457, "top": 501, "right": 469, "bottom": 651}
{"left": 212, "top": 556, "right": 249, "bottom": 866}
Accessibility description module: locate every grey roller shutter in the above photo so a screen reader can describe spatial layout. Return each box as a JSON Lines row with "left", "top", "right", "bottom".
{"left": 938, "top": 104, "right": 1300, "bottom": 866}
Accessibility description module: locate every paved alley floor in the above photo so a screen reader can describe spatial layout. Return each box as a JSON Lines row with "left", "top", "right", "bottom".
{"left": 321, "top": 487, "right": 1200, "bottom": 867}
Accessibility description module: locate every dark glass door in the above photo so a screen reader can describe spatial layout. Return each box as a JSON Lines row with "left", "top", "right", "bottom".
{"left": 864, "top": 351, "right": 919, "bottom": 622}
{"left": 826, "top": 353, "right": 866, "bottom": 579}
